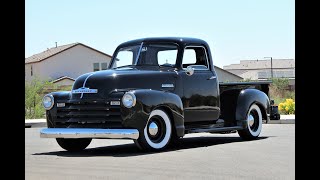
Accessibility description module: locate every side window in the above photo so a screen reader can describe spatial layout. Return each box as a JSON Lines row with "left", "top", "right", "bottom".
{"left": 182, "top": 46, "right": 209, "bottom": 70}
{"left": 93, "top": 63, "right": 100, "bottom": 71}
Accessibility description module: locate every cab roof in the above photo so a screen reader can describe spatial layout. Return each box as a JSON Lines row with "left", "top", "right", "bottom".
{"left": 117, "top": 37, "right": 209, "bottom": 48}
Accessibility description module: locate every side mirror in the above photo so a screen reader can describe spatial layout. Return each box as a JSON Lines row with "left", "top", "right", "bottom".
{"left": 186, "top": 66, "right": 194, "bottom": 76}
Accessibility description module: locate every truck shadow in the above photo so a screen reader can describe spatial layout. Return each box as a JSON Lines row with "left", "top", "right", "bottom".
{"left": 33, "top": 136, "right": 269, "bottom": 157}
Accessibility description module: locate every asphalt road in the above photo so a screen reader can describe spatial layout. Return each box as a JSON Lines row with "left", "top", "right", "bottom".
{"left": 26, "top": 124, "right": 295, "bottom": 180}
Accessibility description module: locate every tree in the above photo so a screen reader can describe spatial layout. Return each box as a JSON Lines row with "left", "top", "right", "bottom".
{"left": 25, "top": 77, "right": 54, "bottom": 119}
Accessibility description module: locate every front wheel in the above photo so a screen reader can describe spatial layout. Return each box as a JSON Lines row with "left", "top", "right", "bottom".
{"left": 56, "top": 138, "right": 92, "bottom": 152}
{"left": 238, "top": 104, "right": 262, "bottom": 140}
{"left": 134, "top": 109, "right": 172, "bottom": 151}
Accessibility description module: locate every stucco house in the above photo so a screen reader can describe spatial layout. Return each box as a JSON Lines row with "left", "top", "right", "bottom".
{"left": 25, "top": 43, "right": 112, "bottom": 86}
{"left": 213, "top": 65, "right": 243, "bottom": 82}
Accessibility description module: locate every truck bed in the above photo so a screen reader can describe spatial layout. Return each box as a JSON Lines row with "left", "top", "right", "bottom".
{"left": 219, "top": 81, "right": 272, "bottom": 97}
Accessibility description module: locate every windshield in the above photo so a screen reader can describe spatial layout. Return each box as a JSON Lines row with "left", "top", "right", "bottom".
{"left": 110, "top": 43, "right": 178, "bottom": 69}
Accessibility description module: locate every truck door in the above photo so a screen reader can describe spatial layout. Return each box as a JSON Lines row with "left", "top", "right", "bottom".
{"left": 181, "top": 46, "right": 220, "bottom": 122}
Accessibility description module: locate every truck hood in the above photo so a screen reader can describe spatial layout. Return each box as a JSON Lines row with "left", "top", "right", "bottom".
{"left": 71, "top": 66, "right": 177, "bottom": 100}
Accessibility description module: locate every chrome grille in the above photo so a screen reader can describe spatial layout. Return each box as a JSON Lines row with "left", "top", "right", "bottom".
{"left": 55, "top": 100, "right": 122, "bottom": 126}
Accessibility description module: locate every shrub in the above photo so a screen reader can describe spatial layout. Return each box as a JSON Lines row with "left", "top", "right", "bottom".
{"left": 270, "top": 78, "right": 290, "bottom": 97}
{"left": 25, "top": 77, "right": 55, "bottom": 119}
{"left": 269, "top": 78, "right": 295, "bottom": 115}
{"left": 278, "top": 99, "right": 295, "bottom": 115}
{"left": 240, "top": 78, "right": 253, "bottom": 82}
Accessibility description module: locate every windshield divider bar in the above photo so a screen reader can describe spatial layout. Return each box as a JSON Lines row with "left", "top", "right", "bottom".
{"left": 134, "top": 42, "right": 144, "bottom": 65}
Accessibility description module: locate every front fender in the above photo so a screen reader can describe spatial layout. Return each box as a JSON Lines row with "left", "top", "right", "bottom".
{"left": 235, "top": 89, "right": 270, "bottom": 127}
{"left": 49, "top": 91, "right": 71, "bottom": 101}
{"left": 121, "top": 89, "right": 185, "bottom": 137}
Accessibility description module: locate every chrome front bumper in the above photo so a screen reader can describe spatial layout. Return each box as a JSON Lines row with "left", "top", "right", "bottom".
{"left": 40, "top": 128, "right": 139, "bottom": 140}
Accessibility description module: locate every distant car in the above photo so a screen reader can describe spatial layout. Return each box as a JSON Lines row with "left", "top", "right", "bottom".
{"left": 40, "top": 37, "right": 278, "bottom": 151}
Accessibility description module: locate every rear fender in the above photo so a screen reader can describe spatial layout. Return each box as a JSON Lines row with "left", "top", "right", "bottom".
{"left": 236, "top": 89, "right": 270, "bottom": 127}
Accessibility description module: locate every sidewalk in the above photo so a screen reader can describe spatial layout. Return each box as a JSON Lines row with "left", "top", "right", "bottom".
{"left": 25, "top": 114, "right": 295, "bottom": 128}
{"left": 269, "top": 114, "right": 295, "bottom": 124}
{"left": 25, "top": 119, "right": 46, "bottom": 128}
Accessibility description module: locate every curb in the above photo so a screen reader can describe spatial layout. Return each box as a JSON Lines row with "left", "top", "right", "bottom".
{"left": 268, "top": 119, "right": 295, "bottom": 124}
{"left": 25, "top": 119, "right": 47, "bottom": 128}
{"left": 268, "top": 115, "right": 295, "bottom": 124}
{"left": 25, "top": 122, "right": 47, "bottom": 128}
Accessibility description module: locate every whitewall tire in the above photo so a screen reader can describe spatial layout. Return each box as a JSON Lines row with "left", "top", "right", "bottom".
{"left": 238, "top": 104, "right": 262, "bottom": 140}
{"left": 134, "top": 109, "right": 172, "bottom": 150}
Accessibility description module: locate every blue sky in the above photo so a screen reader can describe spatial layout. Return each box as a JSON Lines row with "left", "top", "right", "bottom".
{"left": 25, "top": 0, "right": 294, "bottom": 68}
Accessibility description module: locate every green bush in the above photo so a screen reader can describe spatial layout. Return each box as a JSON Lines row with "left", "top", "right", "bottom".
{"left": 270, "top": 78, "right": 289, "bottom": 97}
{"left": 25, "top": 77, "right": 55, "bottom": 119}
{"left": 269, "top": 78, "right": 295, "bottom": 114}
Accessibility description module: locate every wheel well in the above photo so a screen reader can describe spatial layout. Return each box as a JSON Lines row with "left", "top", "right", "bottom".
{"left": 155, "top": 106, "right": 177, "bottom": 135}
{"left": 256, "top": 103, "right": 268, "bottom": 120}
{"left": 219, "top": 89, "right": 241, "bottom": 124}
{"left": 220, "top": 89, "right": 269, "bottom": 123}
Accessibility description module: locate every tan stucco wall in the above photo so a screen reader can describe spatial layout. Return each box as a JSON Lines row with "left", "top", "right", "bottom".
{"left": 25, "top": 45, "right": 112, "bottom": 81}
{"left": 25, "top": 64, "right": 31, "bottom": 80}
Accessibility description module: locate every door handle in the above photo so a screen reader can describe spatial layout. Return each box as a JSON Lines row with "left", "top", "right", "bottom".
{"left": 207, "top": 76, "right": 216, "bottom": 80}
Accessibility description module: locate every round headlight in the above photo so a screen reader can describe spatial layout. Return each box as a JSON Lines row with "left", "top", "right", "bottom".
{"left": 42, "top": 94, "right": 54, "bottom": 110}
{"left": 122, "top": 92, "right": 136, "bottom": 108}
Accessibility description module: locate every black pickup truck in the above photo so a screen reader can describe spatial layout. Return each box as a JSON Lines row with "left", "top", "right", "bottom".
{"left": 40, "top": 37, "right": 278, "bottom": 151}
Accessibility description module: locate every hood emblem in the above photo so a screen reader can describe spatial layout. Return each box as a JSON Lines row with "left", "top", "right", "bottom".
{"left": 72, "top": 87, "right": 98, "bottom": 94}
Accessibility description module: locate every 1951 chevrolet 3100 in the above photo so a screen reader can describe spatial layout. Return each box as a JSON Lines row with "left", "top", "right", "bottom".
{"left": 40, "top": 37, "right": 277, "bottom": 151}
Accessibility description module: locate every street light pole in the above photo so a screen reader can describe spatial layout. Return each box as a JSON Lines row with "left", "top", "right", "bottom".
{"left": 264, "top": 57, "right": 273, "bottom": 79}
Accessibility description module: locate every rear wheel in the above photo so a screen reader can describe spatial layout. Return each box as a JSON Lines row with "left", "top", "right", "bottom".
{"left": 238, "top": 104, "right": 262, "bottom": 140}
{"left": 56, "top": 138, "right": 92, "bottom": 152}
{"left": 134, "top": 109, "right": 172, "bottom": 151}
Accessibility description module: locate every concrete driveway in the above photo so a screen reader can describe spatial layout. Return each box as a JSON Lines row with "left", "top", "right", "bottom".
{"left": 25, "top": 124, "right": 295, "bottom": 180}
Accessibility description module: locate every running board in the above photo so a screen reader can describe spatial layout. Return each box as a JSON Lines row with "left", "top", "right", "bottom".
{"left": 186, "top": 126, "right": 243, "bottom": 134}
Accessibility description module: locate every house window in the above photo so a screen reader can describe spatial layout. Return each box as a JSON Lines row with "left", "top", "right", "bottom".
{"left": 101, "top": 62, "right": 108, "bottom": 70}
{"left": 31, "top": 65, "right": 33, "bottom": 76}
{"left": 93, "top": 63, "right": 100, "bottom": 71}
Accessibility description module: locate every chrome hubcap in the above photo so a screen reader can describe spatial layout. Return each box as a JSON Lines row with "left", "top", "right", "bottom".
{"left": 148, "top": 122, "right": 158, "bottom": 136}
{"left": 248, "top": 114, "right": 255, "bottom": 127}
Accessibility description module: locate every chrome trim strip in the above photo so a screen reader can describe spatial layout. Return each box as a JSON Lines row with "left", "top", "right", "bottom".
{"left": 80, "top": 73, "right": 94, "bottom": 98}
{"left": 134, "top": 42, "right": 144, "bottom": 65}
{"left": 40, "top": 128, "right": 139, "bottom": 139}
{"left": 82, "top": 73, "right": 94, "bottom": 87}
{"left": 208, "top": 76, "right": 216, "bottom": 80}
{"left": 161, "top": 84, "right": 174, "bottom": 88}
